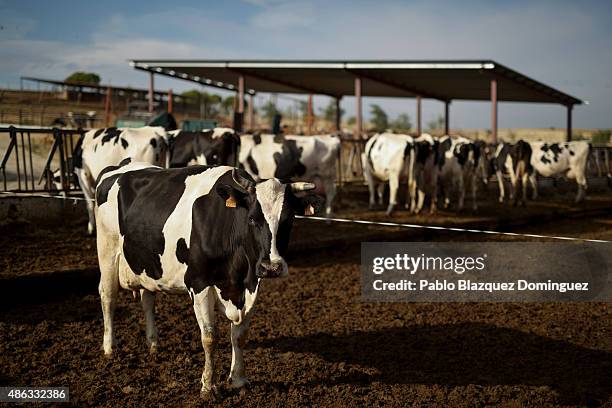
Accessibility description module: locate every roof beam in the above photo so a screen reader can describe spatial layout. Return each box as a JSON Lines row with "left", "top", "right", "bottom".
{"left": 132, "top": 64, "right": 255, "bottom": 95}
{"left": 346, "top": 69, "right": 448, "bottom": 102}
{"left": 226, "top": 67, "right": 339, "bottom": 98}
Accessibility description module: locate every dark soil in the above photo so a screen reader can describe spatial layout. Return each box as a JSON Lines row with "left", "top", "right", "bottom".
{"left": 0, "top": 186, "right": 611, "bottom": 406}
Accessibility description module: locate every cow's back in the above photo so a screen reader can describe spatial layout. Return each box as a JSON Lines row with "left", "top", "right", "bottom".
{"left": 366, "top": 133, "right": 413, "bottom": 180}
{"left": 81, "top": 126, "right": 167, "bottom": 180}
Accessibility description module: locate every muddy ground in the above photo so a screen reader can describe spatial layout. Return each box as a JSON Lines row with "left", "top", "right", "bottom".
{"left": 0, "top": 191, "right": 611, "bottom": 406}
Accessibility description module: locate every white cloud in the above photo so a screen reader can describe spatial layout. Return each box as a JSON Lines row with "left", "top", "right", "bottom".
{"left": 0, "top": 1, "right": 610, "bottom": 127}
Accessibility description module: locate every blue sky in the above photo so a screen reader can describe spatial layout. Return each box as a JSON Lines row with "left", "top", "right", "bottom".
{"left": 1, "top": 0, "right": 611, "bottom": 128}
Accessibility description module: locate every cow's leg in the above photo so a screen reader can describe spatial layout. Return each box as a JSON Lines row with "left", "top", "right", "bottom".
{"left": 228, "top": 315, "right": 252, "bottom": 391}
{"left": 471, "top": 173, "right": 478, "bottom": 211}
{"left": 364, "top": 167, "right": 377, "bottom": 210}
{"left": 429, "top": 169, "right": 438, "bottom": 215}
{"left": 323, "top": 178, "right": 336, "bottom": 217}
{"left": 76, "top": 169, "right": 96, "bottom": 235}
{"left": 496, "top": 170, "right": 505, "bottom": 203}
{"left": 377, "top": 183, "right": 386, "bottom": 206}
{"left": 508, "top": 168, "right": 517, "bottom": 205}
{"left": 409, "top": 168, "right": 418, "bottom": 213}
{"left": 97, "top": 238, "right": 119, "bottom": 356}
{"left": 140, "top": 289, "right": 158, "bottom": 353}
{"left": 414, "top": 171, "right": 426, "bottom": 214}
{"left": 521, "top": 170, "right": 529, "bottom": 206}
{"left": 575, "top": 172, "right": 588, "bottom": 203}
{"left": 193, "top": 288, "right": 219, "bottom": 399}
{"left": 386, "top": 174, "right": 399, "bottom": 216}
{"left": 529, "top": 172, "right": 538, "bottom": 200}
{"left": 457, "top": 174, "right": 465, "bottom": 212}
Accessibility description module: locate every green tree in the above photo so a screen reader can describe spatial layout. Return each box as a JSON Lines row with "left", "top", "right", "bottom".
{"left": 181, "top": 89, "right": 222, "bottom": 117}
{"left": 65, "top": 72, "right": 101, "bottom": 85}
{"left": 391, "top": 113, "right": 412, "bottom": 132}
{"left": 319, "top": 100, "right": 344, "bottom": 124}
{"left": 427, "top": 114, "right": 445, "bottom": 132}
{"left": 369, "top": 104, "right": 388, "bottom": 132}
{"left": 347, "top": 116, "right": 356, "bottom": 125}
{"left": 260, "top": 100, "right": 279, "bottom": 123}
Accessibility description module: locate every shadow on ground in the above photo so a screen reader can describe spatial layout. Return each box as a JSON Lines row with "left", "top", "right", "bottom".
{"left": 254, "top": 323, "right": 611, "bottom": 406}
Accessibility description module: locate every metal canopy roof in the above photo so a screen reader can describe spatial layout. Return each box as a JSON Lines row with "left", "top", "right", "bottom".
{"left": 129, "top": 60, "right": 582, "bottom": 105}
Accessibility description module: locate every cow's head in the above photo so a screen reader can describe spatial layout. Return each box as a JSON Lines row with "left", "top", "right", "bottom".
{"left": 209, "top": 130, "right": 241, "bottom": 166}
{"left": 216, "top": 169, "right": 319, "bottom": 278}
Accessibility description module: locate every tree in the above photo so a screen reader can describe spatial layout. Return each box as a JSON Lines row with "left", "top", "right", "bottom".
{"left": 319, "top": 99, "right": 344, "bottom": 124}
{"left": 65, "top": 72, "right": 101, "bottom": 85}
{"left": 180, "top": 89, "right": 222, "bottom": 117}
{"left": 391, "top": 113, "right": 412, "bottom": 132}
{"left": 221, "top": 95, "right": 249, "bottom": 116}
{"left": 347, "top": 116, "right": 356, "bottom": 125}
{"left": 369, "top": 104, "right": 388, "bottom": 132}
{"left": 260, "top": 100, "right": 279, "bottom": 123}
{"left": 427, "top": 114, "right": 445, "bottom": 132}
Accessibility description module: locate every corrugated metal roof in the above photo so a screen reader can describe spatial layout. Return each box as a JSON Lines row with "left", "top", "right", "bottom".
{"left": 129, "top": 60, "right": 581, "bottom": 105}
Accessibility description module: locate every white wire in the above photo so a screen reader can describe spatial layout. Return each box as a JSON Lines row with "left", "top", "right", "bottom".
{"left": 1, "top": 191, "right": 608, "bottom": 243}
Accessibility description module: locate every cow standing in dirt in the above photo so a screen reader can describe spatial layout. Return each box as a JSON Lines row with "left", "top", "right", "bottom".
{"left": 529, "top": 141, "right": 590, "bottom": 203}
{"left": 94, "top": 160, "right": 318, "bottom": 398}
{"left": 438, "top": 136, "right": 487, "bottom": 212}
{"left": 362, "top": 132, "right": 413, "bottom": 215}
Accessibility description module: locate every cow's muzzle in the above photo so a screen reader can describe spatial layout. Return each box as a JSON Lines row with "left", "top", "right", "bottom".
{"left": 256, "top": 260, "right": 288, "bottom": 278}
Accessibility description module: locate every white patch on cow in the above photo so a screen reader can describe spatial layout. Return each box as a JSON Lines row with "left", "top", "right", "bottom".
{"left": 152, "top": 166, "right": 233, "bottom": 293}
{"left": 210, "top": 127, "right": 235, "bottom": 139}
{"left": 214, "top": 279, "right": 260, "bottom": 325}
{"left": 196, "top": 154, "right": 207, "bottom": 165}
{"left": 255, "top": 179, "right": 286, "bottom": 264}
{"left": 247, "top": 135, "right": 284, "bottom": 179}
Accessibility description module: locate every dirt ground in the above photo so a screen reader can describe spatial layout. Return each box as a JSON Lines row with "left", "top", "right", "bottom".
{"left": 1, "top": 211, "right": 611, "bottom": 407}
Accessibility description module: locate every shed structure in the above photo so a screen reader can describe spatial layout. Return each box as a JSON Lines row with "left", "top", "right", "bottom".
{"left": 129, "top": 60, "right": 582, "bottom": 142}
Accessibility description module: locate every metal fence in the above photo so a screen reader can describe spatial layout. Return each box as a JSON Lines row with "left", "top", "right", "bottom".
{"left": 0, "top": 126, "right": 84, "bottom": 193}
{"left": 0, "top": 128, "right": 610, "bottom": 195}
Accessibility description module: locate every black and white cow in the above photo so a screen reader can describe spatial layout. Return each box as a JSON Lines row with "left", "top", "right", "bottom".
{"left": 529, "top": 141, "right": 590, "bottom": 202}
{"left": 437, "top": 136, "right": 487, "bottom": 212}
{"left": 94, "top": 160, "right": 318, "bottom": 398}
{"left": 409, "top": 134, "right": 440, "bottom": 214}
{"left": 239, "top": 133, "right": 340, "bottom": 216}
{"left": 362, "top": 132, "right": 413, "bottom": 215}
{"left": 168, "top": 128, "right": 240, "bottom": 167}
{"left": 75, "top": 126, "right": 168, "bottom": 234}
{"left": 489, "top": 140, "right": 534, "bottom": 206}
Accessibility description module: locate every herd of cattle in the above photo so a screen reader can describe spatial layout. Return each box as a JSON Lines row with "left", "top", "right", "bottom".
{"left": 53, "top": 124, "right": 601, "bottom": 398}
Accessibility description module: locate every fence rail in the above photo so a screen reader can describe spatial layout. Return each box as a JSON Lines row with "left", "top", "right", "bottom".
{"left": 1, "top": 128, "right": 610, "bottom": 196}
{"left": 0, "top": 126, "right": 84, "bottom": 193}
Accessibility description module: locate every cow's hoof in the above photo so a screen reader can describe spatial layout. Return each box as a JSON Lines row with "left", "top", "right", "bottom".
{"left": 149, "top": 342, "right": 158, "bottom": 354}
{"left": 201, "top": 385, "right": 222, "bottom": 401}
{"left": 87, "top": 224, "right": 95, "bottom": 236}
{"left": 227, "top": 376, "right": 250, "bottom": 392}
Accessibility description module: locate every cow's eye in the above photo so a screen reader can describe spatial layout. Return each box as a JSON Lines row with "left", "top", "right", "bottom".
{"left": 249, "top": 217, "right": 256, "bottom": 225}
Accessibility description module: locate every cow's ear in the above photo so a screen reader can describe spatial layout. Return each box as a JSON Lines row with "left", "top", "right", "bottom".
{"left": 216, "top": 184, "right": 248, "bottom": 208}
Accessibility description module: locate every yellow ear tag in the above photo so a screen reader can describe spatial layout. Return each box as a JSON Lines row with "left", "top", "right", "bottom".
{"left": 225, "top": 196, "right": 237, "bottom": 208}
{"left": 304, "top": 204, "right": 315, "bottom": 216}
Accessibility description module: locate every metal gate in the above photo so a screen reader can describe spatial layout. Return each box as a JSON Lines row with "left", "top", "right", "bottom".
{"left": 0, "top": 126, "right": 85, "bottom": 193}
